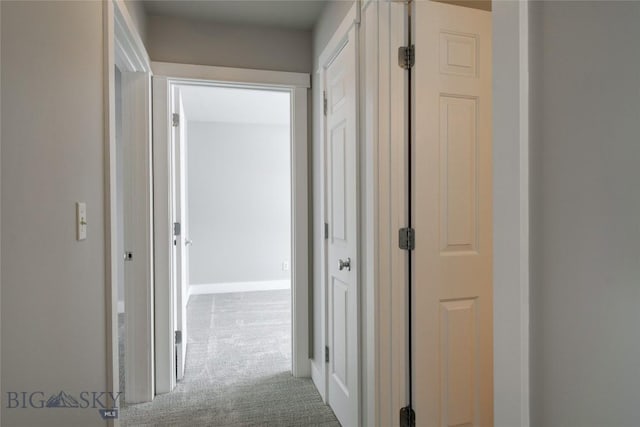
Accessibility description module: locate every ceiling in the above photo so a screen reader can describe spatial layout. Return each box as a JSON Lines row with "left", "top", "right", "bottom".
{"left": 143, "top": 0, "right": 327, "bottom": 31}
{"left": 180, "top": 85, "right": 291, "bottom": 125}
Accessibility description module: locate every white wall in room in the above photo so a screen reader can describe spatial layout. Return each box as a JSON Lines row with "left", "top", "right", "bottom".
{"left": 310, "top": 0, "right": 355, "bottom": 379}
{"left": 1, "top": 2, "right": 107, "bottom": 426}
{"left": 147, "top": 15, "right": 312, "bottom": 73}
{"left": 530, "top": 2, "right": 640, "bottom": 426}
{"left": 187, "top": 121, "right": 291, "bottom": 286}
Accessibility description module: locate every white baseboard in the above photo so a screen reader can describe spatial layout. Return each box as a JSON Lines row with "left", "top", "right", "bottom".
{"left": 188, "top": 279, "right": 291, "bottom": 299}
{"left": 117, "top": 300, "right": 125, "bottom": 314}
{"left": 311, "top": 360, "right": 326, "bottom": 402}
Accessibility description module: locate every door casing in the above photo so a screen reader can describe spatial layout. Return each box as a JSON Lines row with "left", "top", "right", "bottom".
{"left": 105, "top": 0, "right": 154, "bottom": 410}
{"left": 152, "top": 64, "right": 311, "bottom": 394}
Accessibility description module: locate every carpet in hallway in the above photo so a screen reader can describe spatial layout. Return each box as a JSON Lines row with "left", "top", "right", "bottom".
{"left": 121, "top": 290, "right": 340, "bottom": 427}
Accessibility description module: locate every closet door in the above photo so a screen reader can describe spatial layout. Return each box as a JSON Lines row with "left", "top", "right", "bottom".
{"left": 412, "top": 2, "right": 493, "bottom": 426}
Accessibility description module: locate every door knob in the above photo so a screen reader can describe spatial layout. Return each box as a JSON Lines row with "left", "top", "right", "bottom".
{"left": 339, "top": 257, "right": 351, "bottom": 271}
{"left": 185, "top": 239, "right": 193, "bottom": 246}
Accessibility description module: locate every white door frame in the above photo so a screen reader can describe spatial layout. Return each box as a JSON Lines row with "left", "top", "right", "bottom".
{"left": 104, "top": 0, "right": 154, "bottom": 414}
{"left": 368, "top": 1, "right": 530, "bottom": 426}
{"left": 152, "top": 62, "right": 311, "bottom": 394}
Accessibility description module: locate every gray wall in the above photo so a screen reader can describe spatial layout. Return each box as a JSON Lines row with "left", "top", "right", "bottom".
{"left": 187, "top": 122, "right": 291, "bottom": 285}
{"left": 1, "top": 1, "right": 107, "bottom": 426}
{"left": 312, "top": 0, "right": 354, "bottom": 71}
{"left": 147, "top": 14, "right": 312, "bottom": 73}
{"left": 530, "top": 2, "right": 640, "bottom": 426}
{"left": 310, "top": 0, "right": 355, "bottom": 371}
{"left": 124, "top": 0, "right": 147, "bottom": 47}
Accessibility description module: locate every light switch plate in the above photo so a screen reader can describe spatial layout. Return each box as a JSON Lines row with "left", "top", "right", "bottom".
{"left": 77, "top": 202, "right": 87, "bottom": 241}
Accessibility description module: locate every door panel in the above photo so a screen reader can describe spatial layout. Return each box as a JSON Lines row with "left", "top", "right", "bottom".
{"left": 325, "top": 26, "right": 359, "bottom": 427}
{"left": 412, "top": 2, "right": 492, "bottom": 426}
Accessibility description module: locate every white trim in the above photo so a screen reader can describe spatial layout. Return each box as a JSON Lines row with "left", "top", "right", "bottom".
{"left": 518, "top": 5, "right": 531, "bottom": 424}
{"left": 493, "top": 1, "right": 530, "bottom": 425}
{"left": 152, "top": 70, "right": 311, "bottom": 391}
{"left": 188, "top": 280, "right": 291, "bottom": 297}
{"left": 105, "top": 0, "right": 153, "bottom": 412}
{"left": 370, "top": 2, "right": 409, "bottom": 427}
{"left": 113, "top": 1, "right": 149, "bottom": 73}
{"left": 290, "top": 86, "right": 310, "bottom": 378}
{"left": 121, "top": 70, "right": 154, "bottom": 404}
{"left": 360, "top": 1, "right": 380, "bottom": 425}
{"left": 152, "top": 62, "right": 310, "bottom": 88}
{"left": 311, "top": 64, "right": 328, "bottom": 402}
{"left": 103, "top": 4, "right": 119, "bottom": 424}
{"left": 152, "top": 76, "right": 175, "bottom": 394}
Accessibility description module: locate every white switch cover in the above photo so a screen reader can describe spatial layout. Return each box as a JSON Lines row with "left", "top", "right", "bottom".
{"left": 282, "top": 261, "right": 289, "bottom": 271}
{"left": 77, "top": 202, "right": 87, "bottom": 241}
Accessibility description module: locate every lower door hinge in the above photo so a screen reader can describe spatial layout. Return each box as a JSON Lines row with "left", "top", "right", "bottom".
{"left": 172, "top": 113, "right": 180, "bottom": 127}
{"left": 174, "top": 330, "right": 182, "bottom": 346}
{"left": 399, "top": 227, "right": 415, "bottom": 251}
{"left": 325, "top": 346, "right": 330, "bottom": 363}
{"left": 400, "top": 406, "right": 416, "bottom": 427}
{"left": 324, "top": 222, "right": 329, "bottom": 240}
{"left": 398, "top": 45, "right": 415, "bottom": 69}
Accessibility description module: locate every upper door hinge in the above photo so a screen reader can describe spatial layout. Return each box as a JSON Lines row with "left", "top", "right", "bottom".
{"left": 398, "top": 45, "right": 415, "bottom": 69}
{"left": 173, "top": 222, "right": 181, "bottom": 236}
{"left": 172, "top": 113, "right": 180, "bottom": 127}
{"left": 324, "top": 222, "right": 329, "bottom": 240}
{"left": 399, "top": 406, "right": 416, "bottom": 427}
{"left": 174, "top": 330, "right": 182, "bottom": 346}
{"left": 325, "top": 346, "right": 330, "bottom": 363}
{"left": 323, "top": 91, "right": 328, "bottom": 116}
{"left": 399, "top": 227, "right": 415, "bottom": 251}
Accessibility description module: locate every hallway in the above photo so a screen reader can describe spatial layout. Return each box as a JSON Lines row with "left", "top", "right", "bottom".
{"left": 122, "top": 290, "right": 339, "bottom": 426}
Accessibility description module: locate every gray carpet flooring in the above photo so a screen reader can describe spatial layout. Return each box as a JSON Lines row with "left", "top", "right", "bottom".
{"left": 120, "top": 290, "right": 340, "bottom": 427}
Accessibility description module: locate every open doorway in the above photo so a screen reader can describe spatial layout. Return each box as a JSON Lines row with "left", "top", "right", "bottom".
{"left": 116, "top": 67, "right": 334, "bottom": 425}
{"left": 173, "top": 84, "right": 294, "bottom": 382}
{"left": 151, "top": 69, "right": 313, "bottom": 397}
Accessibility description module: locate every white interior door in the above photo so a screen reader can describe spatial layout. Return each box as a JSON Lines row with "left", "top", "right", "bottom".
{"left": 412, "top": 2, "right": 493, "bottom": 426}
{"left": 324, "top": 25, "right": 359, "bottom": 427}
{"left": 171, "top": 87, "right": 189, "bottom": 381}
